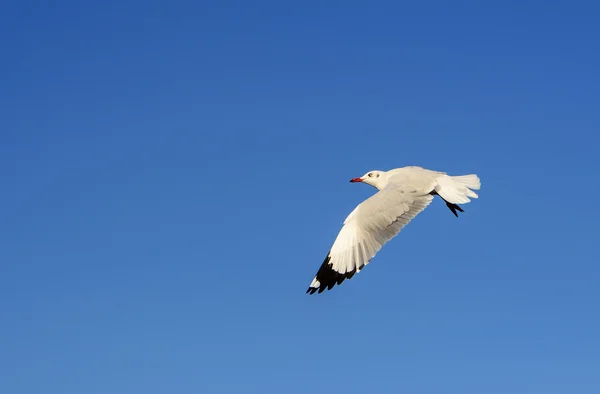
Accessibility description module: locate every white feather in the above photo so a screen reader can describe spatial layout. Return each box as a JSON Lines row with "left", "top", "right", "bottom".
{"left": 307, "top": 166, "right": 482, "bottom": 294}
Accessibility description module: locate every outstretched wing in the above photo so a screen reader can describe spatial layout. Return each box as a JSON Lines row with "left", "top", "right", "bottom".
{"left": 307, "top": 184, "right": 434, "bottom": 294}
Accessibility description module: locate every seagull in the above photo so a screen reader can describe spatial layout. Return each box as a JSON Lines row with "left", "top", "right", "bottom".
{"left": 306, "top": 166, "right": 481, "bottom": 295}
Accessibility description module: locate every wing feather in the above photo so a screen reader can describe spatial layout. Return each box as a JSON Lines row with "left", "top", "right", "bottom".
{"left": 306, "top": 184, "right": 434, "bottom": 294}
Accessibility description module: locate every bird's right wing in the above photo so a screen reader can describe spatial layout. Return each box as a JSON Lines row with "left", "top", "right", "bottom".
{"left": 307, "top": 184, "right": 434, "bottom": 294}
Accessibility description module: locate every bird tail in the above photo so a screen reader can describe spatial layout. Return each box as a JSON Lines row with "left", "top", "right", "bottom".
{"left": 435, "top": 173, "right": 481, "bottom": 205}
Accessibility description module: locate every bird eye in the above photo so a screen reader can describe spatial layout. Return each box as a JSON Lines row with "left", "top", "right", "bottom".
{"left": 368, "top": 173, "right": 373, "bottom": 177}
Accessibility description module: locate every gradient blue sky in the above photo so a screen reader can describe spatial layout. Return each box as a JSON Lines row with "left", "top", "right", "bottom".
{"left": 2, "top": 1, "right": 599, "bottom": 393}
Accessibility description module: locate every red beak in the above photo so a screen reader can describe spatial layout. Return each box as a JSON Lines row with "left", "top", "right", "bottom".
{"left": 349, "top": 178, "right": 363, "bottom": 183}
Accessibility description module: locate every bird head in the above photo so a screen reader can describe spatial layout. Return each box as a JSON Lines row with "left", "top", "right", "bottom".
{"left": 350, "top": 170, "right": 387, "bottom": 190}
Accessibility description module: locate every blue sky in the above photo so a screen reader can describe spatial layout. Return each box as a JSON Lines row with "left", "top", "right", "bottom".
{"left": 2, "top": 1, "right": 599, "bottom": 393}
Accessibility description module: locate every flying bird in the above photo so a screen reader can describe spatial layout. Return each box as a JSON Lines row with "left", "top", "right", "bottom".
{"left": 306, "top": 166, "right": 481, "bottom": 295}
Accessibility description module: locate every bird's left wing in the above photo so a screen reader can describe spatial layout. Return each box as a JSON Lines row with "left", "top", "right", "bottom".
{"left": 307, "top": 184, "right": 434, "bottom": 294}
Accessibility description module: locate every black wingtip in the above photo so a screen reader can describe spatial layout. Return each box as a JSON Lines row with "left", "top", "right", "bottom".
{"left": 306, "top": 252, "right": 361, "bottom": 295}
{"left": 446, "top": 201, "right": 464, "bottom": 217}
{"left": 430, "top": 190, "right": 465, "bottom": 217}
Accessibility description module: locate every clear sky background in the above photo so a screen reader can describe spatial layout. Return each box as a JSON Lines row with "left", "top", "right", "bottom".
{"left": 2, "top": 1, "right": 599, "bottom": 393}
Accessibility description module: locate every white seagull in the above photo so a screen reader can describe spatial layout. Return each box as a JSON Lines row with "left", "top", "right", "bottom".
{"left": 306, "top": 166, "right": 481, "bottom": 294}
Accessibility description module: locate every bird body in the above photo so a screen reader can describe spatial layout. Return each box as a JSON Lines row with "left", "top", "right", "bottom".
{"left": 306, "top": 166, "right": 481, "bottom": 295}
